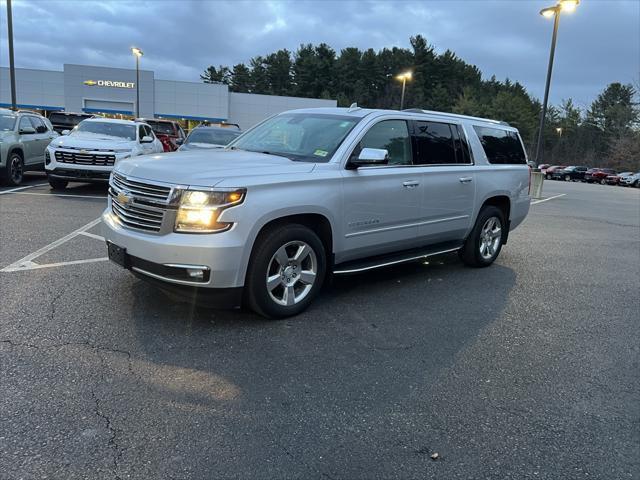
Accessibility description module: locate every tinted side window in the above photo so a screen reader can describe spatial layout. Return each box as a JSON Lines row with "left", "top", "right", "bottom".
{"left": 29, "top": 116, "right": 47, "bottom": 133}
{"left": 19, "top": 117, "right": 32, "bottom": 132}
{"left": 138, "top": 125, "right": 146, "bottom": 140}
{"left": 357, "top": 120, "right": 412, "bottom": 166}
{"left": 413, "top": 121, "right": 458, "bottom": 165}
{"left": 474, "top": 126, "right": 526, "bottom": 164}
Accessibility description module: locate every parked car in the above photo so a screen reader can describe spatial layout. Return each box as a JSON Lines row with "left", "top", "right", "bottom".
{"left": 553, "top": 165, "right": 588, "bottom": 182}
{"left": 0, "top": 108, "right": 59, "bottom": 186}
{"left": 48, "top": 111, "right": 95, "bottom": 134}
{"left": 45, "top": 118, "right": 164, "bottom": 189}
{"left": 586, "top": 168, "right": 617, "bottom": 184}
{"left": 135, "top": 118, "right": 186, "bottom": 152}
{"left": 102, "top": 107, "right": 531, "bottom": 318}
{"left": 538, "top": 164, "right": 551, "bottom": 174}
{"left": 178, "top": 126, "right": 242, "bottom": 151}
{"left": 614, "top": 172, "right": 636, "bottom": 186}
{"left": 620, "top": 172, "right": 640, "bottom": 187}
{"left": 545, "top": 165, "right": 566, "bottom": 180}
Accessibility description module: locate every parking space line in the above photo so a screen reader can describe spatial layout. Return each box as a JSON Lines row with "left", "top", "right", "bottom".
{"left": 78, "top": 231, "right": 106, "bottom": 241}
{"left": 531, "top": 193, "right": 566, "bottom": 205}
{"left": 10, "top": 191, "right": 107, "bottom": 200}
{"left": 0, "top": 218, "right": 102, "bottom": 273}
{"left": 2, "top": 257, "right": 109, "bottom": 272}
{"left": 0, "top": 183, "right": 49, "bottom": 195}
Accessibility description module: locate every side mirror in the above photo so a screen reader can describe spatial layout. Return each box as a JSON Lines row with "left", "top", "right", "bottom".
{"left": 175, "top": 138, "right": 184, "bottom": 146}
{"left": 19, "top": 126, "right": 36, "bottom": 135}
{"left": 141, "top": 135, "right": 154, "bottom": 143}
{"left": 350, "top": 148, "right": 389, "bottom": 168}
{"left": 61, "top": 130, "right": 71, "bottom": 136}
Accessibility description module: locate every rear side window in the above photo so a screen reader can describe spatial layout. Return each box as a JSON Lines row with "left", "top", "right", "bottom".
{"left": 412, "top": 121, "right": 471, "bottom": 165}
{"left": 474, "top": 126, "right": 526, "bottom": 164}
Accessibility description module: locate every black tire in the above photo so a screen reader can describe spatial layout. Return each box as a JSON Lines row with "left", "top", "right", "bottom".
{"left": 600, "top": 179, "right": 607, "bottom": 185}
{"left": 564, "top": 175, "right": 571, "bottom": 182}
{"left": 245, "top": 224, "right": 326, "bottom": 319}
{"left": 459, "top": 206, "right": 505, "bottom": 268}
{"left": 5, "top": 152, "right": 24, "bottom": 186}
{"left": 48, "top": 177, "right": 68, "bottom": 190}
{"left": 546, "top": 174, "right": 552, "bottom": 180}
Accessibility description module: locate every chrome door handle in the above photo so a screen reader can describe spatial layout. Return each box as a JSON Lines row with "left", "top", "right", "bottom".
{"left": 459, "top": 177, "right": 473, "bottom": 183}
{"left": 403, "top": 181, "right": 420, "bottom": 188}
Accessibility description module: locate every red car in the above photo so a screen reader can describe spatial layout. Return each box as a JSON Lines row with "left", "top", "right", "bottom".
{"left": 544, "top": 165, "right": 566, "bottom": 180}
{"left": 136, "top": 118, "right": 186, "bottom": 152}
{"left": 585, "top": 168, "right": 616, "bottom": 184}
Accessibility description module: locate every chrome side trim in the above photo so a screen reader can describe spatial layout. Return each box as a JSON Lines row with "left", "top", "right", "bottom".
{"left": 131, "top": 266, "right": 210, "bottom": 286}
{"left": 345, "top": 215, "right": 469, "bottom": 238}
{"left": 333, "top": 247, "right": 461, "bottom": 274}
{"left": 163, "top": 263, "right": 210, "bottom": 270}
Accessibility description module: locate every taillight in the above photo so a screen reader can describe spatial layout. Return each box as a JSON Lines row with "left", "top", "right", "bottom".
{"left": 528, "top": 165, "right": 532, "bottom": 195}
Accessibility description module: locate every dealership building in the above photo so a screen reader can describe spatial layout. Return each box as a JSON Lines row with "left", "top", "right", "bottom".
{"left": 0, "top": 64, "right": 336, "bottom": 130}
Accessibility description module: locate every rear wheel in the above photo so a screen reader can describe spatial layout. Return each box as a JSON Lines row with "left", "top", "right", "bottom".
{"left": 564, "top": 175, "right": 571, "bottom": 182}
{"left": 546, "top": 173, "right": 552, "bottom": 180}
{"left": 5, "top": 152, "right": 24, "bottom": 186}
{"left": 459, "top": 206, "right": 505, "bottom": 268}
{"left": 48, "top": 177, "right": 68, "bottom": 190}
{"left": 245, "top": 224, "right": 326, "bottom": 318}
{"left": 600, "top": 179, "right": 607, "bottom": 185}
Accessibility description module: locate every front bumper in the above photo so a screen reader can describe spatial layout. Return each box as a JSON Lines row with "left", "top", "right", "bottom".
{"left": 101, "top": 207, "right": 247, "bottom": 290}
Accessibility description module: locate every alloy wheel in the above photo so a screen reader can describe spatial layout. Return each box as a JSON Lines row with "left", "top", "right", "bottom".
{"left": 266, "top": 240, "right": 318, "bottom": 306}
{"left": 479, "top": 216, "right": 502, "bottom": 260}
{"left": 10, "top": 156, "right": 23, "bottom": 185}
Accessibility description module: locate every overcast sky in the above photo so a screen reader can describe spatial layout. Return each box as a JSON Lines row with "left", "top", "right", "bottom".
{"left": 0, "top": 0, "right": 638, "bottom": 110}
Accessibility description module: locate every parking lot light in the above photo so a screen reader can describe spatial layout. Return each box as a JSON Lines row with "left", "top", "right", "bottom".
{"left": 395, "top": 71, "right": 413, "bottom": 110}
{"left": 131, "top": 47, "right": 143, "bottom": 117}
{"left": 534, "top": 0, "right": 580, "bottom": 166}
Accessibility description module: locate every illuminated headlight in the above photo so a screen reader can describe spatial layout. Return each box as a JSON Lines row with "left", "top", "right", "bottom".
{"left": 174, "top": 189, "right": 245, "bottom": 233}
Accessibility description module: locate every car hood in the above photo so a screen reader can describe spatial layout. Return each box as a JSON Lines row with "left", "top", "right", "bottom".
{"left": 115, "top": 149, "right": 316, "bottom": 187}
{"left": 50, "top": 133, "right": 136, "bottom": 151}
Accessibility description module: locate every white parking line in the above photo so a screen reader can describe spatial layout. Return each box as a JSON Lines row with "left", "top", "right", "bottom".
{"left": 3, "top": 257, "right": 109, "bottom": 272}
{"left": 10, "top": 191, "right": 107, "bottom": 200}
{"left": 0, "top": 183, "right": 48, "bottom": 195}
{"left": 0, "top": 218, "right": 102, "bottom": 273}
{"left": 531, "top": 193, "right": 566, "bottom": 205}
{"left": 78, "top": 231, "right": 105, "bottom": 241}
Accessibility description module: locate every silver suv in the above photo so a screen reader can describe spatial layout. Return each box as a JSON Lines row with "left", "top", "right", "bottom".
{"left": 102, "top": 107, "right": 531, "bottom": 318}
{"left": 0, "top": 108, "right": 58, "bottom": 186}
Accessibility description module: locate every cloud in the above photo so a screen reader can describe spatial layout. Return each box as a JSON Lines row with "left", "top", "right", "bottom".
{"left": 0, "top": 0, "right": 637, "bottom": 108}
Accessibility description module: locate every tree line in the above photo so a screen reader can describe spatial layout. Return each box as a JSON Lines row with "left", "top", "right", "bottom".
{"left": 202, "top": 35, "right": 639, "bottom": 171}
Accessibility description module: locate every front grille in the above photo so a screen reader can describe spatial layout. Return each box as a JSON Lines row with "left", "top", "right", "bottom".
{"left": 110, "top": 191, "right": 165, "bottom": 232}
{"left": 55, "top": 149, "right": 115, "bottom": 166}
{"left": 112, "top": 172, "right": 172, "bottom": 201}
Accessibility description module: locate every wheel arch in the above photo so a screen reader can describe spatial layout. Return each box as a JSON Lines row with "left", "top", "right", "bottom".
{"left": 478, "top": 194, "right": 511, "bottom": 244}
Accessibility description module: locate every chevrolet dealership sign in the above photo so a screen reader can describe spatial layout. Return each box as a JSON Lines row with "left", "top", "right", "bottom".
{"left": 83, "top": 79, "right": 135, "bottom": 89}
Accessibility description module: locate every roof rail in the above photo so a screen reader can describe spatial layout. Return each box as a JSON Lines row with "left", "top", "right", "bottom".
{"left": 402, "top": 108, "right": 510, "bottom": 126}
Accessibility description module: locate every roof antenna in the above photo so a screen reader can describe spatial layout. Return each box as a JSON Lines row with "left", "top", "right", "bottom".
{"left": 348, "top": 103, "right": 361, "bottom": 112}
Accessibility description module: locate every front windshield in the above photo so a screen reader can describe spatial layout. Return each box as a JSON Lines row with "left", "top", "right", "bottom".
{"left": 229, "top": 113, "right": 361, "bottom": 162}
{"left": 74, "top": 121, "right": 136, "bottom": 140}
{"left": 187, "top": 128, "right": 240, "bottom": 146}
{"left": 0, "top": 115, "right": 16, "bottom": 131}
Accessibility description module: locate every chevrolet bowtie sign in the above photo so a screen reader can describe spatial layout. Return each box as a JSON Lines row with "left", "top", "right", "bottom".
{"left": 83, "top": 80, "right": 135, "bottom": 89}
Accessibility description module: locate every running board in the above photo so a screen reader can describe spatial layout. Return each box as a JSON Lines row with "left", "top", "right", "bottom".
{"left": 333, "top": 241, "right": 463, "bottom": 275}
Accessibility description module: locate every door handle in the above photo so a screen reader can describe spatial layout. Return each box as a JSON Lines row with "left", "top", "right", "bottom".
{"left": 459, "top": 177, "right": 473, "bottom": 183}
{"left": 402, "top": 181, "right": 420, "bottom": 188}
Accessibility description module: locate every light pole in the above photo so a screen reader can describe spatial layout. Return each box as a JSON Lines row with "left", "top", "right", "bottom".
{"left": 6, "top": 0, "right": 17, "bottom": 110}
{"left": 395, "top": 71, "right": 412, "bottom": 110}
{"left": 131, "top": 47, "right": 143, "bottom": 117}
{"left": 534, "top": 0, "right": 580, "bottom": 166}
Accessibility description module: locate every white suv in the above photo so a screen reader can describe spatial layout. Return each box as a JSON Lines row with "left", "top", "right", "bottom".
{"left": 46, "top": 118, "right": 163, "bottom": 189}
{"left": 103, "top": 107, "right": 531, "bottom": 318}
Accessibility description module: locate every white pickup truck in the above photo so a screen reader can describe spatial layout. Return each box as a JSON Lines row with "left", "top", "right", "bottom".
{"left": 102, "top": 107, "right": 531, "bottom": 318}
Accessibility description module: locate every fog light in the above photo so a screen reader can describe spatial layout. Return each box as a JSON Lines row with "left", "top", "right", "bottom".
{"left": 186, "top": 268, "right": 205, "bottom": 280}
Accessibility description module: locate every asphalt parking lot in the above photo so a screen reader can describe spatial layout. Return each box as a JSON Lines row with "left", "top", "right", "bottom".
{"left": 1, "top": 174, "right": 639, "bottom": 480}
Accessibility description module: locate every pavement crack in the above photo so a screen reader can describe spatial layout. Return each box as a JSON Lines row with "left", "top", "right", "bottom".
{"left": 91, "top": 354, "right": 123, "bottom": 480}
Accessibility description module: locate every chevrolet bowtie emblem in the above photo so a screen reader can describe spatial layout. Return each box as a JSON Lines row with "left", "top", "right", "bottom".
{"left": 83, "top": 80, "right": 97, "bottom": 86}
{"left": 116, "top": 190, "right": 132, "bottom": 205}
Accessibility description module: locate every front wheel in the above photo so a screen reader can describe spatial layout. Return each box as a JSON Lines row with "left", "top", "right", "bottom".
{"left": 5, "top": 153, "right": 24, "bottom": 186}
{"left": 459, "top": 206, "right": 505, "bottom": 268}
{"left": 565, "top": 175, "right": 571, "bottom": 182}
{"left": 245, "top": 224, "right": 326, "bottom": 318}
{"left": 546, "top": 174, "right": 552, "bottom": 180}
{"left": 600, "top": 179, "right": 607, "bottom": 185}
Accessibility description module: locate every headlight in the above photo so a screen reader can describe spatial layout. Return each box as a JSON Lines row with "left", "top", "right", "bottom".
{"left": 174, "top": 189, "right": 246, "bottom": 233}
